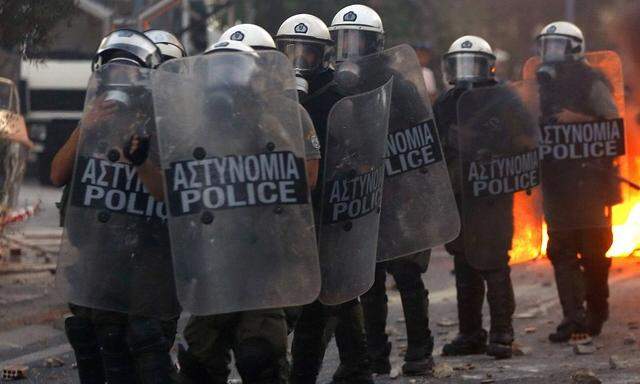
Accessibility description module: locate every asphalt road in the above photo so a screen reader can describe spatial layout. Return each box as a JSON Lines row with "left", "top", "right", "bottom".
{"left": 1, "top": 182, "right": 639, "bottom": 383}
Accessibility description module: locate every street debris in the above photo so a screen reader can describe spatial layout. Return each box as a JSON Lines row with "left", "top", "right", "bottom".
{"left": 524, "top": 326, "right": 537, "bottom": 334}
{"left": 433, "top": 362, "right": 454, "bottom": 378}
{"left": 44, "top": 357, "right": 65, "bottom": 368}
{"left": 514, "top": 310, "right": 539, "bottom": 319}
{"left": 437, "top": 318, "right": 458, "bottom": 327}
{"left": 623, "top": 334, "right": 636, "bottom": 345}
{"left": 573, "top": 343, "right": 596, "bottom": 355}
{"left": 512, "top": 342, "right": 531, "bottom": 356}
{"left": 609, "top": 354, "right": 628, "bottom": 369}
{"left": 570, "top": 369, "right": 601, "bottom": 384}
{"left": 1, "top": 365, "right": 28, "bottom": 380}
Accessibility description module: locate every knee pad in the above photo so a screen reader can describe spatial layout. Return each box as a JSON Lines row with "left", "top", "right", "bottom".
{"left": 235, "top": 338, "right": 277, "bottom": 381}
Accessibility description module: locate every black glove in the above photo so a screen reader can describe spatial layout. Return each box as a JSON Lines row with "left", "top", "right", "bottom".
{"left": 123, "top": 134, "right": 150, "bottom": 166}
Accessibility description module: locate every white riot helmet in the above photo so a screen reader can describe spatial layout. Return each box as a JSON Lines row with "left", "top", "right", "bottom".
{"left": 144, "top": 29, "right": 187, "bottom": 61}
{"left": 202, "top": 40, "right": 258, "bottom": 88}
{"left": 204, "top": 40, "right": 258, "bottom": 55}
{"left": 442, "top": 35, "right": 496, "bottom": 85}
{"left": 536, "top": 21, "right": 585, "bottom": 63}
{"left": 93, "top": 29, "right": 162, "bottom": 70}
{"left": 329, "top": 4, "right": 384, "bottom": 63}
{"left": 276, "top": 14, "right": 333, "bottom": 78}
{"left": 219, "top": 24, "right": 276, "bottom": 50}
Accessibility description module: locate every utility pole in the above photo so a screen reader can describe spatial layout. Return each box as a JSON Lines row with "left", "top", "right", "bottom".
{"left": 565, "top": 0, "right": 576, "bottom": 22}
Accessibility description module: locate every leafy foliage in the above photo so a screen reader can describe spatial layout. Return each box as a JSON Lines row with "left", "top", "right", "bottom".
{"left": 0, "top": 0, "right": 75, "bottom": 57}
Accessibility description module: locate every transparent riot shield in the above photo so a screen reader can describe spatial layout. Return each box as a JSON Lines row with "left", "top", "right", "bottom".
{"left": 153, "top": 51, "right": 320, "bottom": 315}
{"left": 524, "top": 51, "right": 627, "bottom": 232}
{"left": 318, "top": 79, "right": 393, "bottom": 305}
{"left": 457, "top": 83, "right": 543, "bottom": 270}
{"left": 0, "top": 78, "right": 31, "bottom": 229}
{"left": 336, "top": 44, "right": 460, "bottom": 262}
{"left": 56, "top": 64, "right": 179, "bottom": 319}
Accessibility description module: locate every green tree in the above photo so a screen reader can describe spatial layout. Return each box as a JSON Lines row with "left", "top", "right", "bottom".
{"left": 0, "top": 0, "right": 75, "bottom": 57}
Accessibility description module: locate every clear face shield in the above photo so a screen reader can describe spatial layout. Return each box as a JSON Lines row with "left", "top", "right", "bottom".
{"left": 276, "top": 39, "right": 326, "bottom": 77}
{"left": 203, "top": 52, "right": 258, "bottom": 90}
{"left": 442, "top": 52, "right": 495, "bottom": 85}
{"left": 330, "top": 29, "right": 383, "bottom": 63}
{"left": 537, "top": 36, "right": 575, "bottom": 63}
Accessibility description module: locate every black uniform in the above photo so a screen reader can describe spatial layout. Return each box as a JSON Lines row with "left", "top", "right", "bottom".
{"left": 435, "top": 81, "right": 516, "bottom": 353}
{"left": 538, "top": 60, "right": 620, "bottom": 338}
{"left": 355, "top": 56, "right": 435, "bottom": 374}
{"left": 360, "top": 251, "right": 433, "bottom": 373}
{"left": 290, "top": 68, "right": 373, "bottom": 384}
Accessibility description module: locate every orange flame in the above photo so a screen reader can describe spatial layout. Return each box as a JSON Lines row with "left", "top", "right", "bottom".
{"left": 510, "top": 102, "right": 640, "bottom": 263}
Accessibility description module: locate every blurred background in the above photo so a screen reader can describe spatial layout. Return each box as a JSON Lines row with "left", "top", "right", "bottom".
{"left": 0, "top": 0, "right": 634, "bottom": 185}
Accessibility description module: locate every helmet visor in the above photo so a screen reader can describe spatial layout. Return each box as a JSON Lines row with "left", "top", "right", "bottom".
{"left": 96, "top": 30, "right": 161, "bottom": 69}
{"left": 276, "top": 40, "right": 325, "bottom": 73}
{"left": 330, "top": 29, "right": 383, "bottom": 62}
{"left": 537, "top": 36, "right": 574, "bottom": 63}
{"left": 443, "top": 52, "right": 495, "bottom": 84}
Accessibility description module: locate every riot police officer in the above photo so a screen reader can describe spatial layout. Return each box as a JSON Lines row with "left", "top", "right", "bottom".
{"left": 276, "top": 13, "right": 374, "bottom": 384}
{"left": 52, "top": 29, "right": 181, "bottom": 384}
{"left": 175, "top": 39, "right": 322, "bottom": 384}
{"left": 435, "top": 36, "right": 517, "bottom": 360}
{"left": 533, "top": 22, "right": 620, "bottom": 343}
{"left": 329, "top": 4, "right": 436, "bottom": 375}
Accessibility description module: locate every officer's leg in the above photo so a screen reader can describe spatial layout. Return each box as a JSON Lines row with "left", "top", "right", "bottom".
{"left": 387, "top": 251, "right": 434, "bottom": 374}
{"left": 547, "top": 229, "right": 587, "bottom": 342}
{"left": 482, "top": 264, "right": 515, "bottom": 359}
{"left": 332, "top": 299, "right": 373, "bottom": 384}
{"left": 234, "top": 309, "right": 289, "bottom": 384}
{"left": 65, "top": 305, "right": 105, "bottom": 384}
{"left": 126, "top": 316, "right": 178, "bottom": 384}
{"left": 360, "top": 263, "right": 391, "bottom": 374}
{"left": 291, "top": 300, "right": 330, "bottom": 384}
{"left": 580, "top": 227, "right": 613, "bottom": 336}
{"left": 442, "top": 251, "right": 487, "bottom": 355}
{"left": 179, "top": 314, "right": 234, "bottom": 384}
{"left": 92, "top": 310, "right": 136, "bottom": 384}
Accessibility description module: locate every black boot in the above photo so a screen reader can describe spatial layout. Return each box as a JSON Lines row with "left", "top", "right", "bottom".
{"left": 399, "top": 290, "right": 434, "bottom": 376}
{"left": 360, "top": 271, "right": 391, "bottom": 375}
{"left": 584, "top": 263, "right": 610, "bottom": 337}
{"left": 586, "top": 302, "right": 609, "bottom": 336}
{"left": 549, "top": 317, "right": 589, "bottom": 343}
{"left": 65, "top": 316, "right": 105, "bottom": 384}
{"left": 486, "top": 332, "right": 513, "bottom": 359}
{"left": 485, "top": 267, "right": 515, "bottom": 360}
{"left": 177, "top": 345, "right": 225, "bottom": 384}
{"left": 332, "top": 301, "right": 373, "bottom": 384}
{"left": 442, "top": 330, "right": 487, "bottom": 356}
